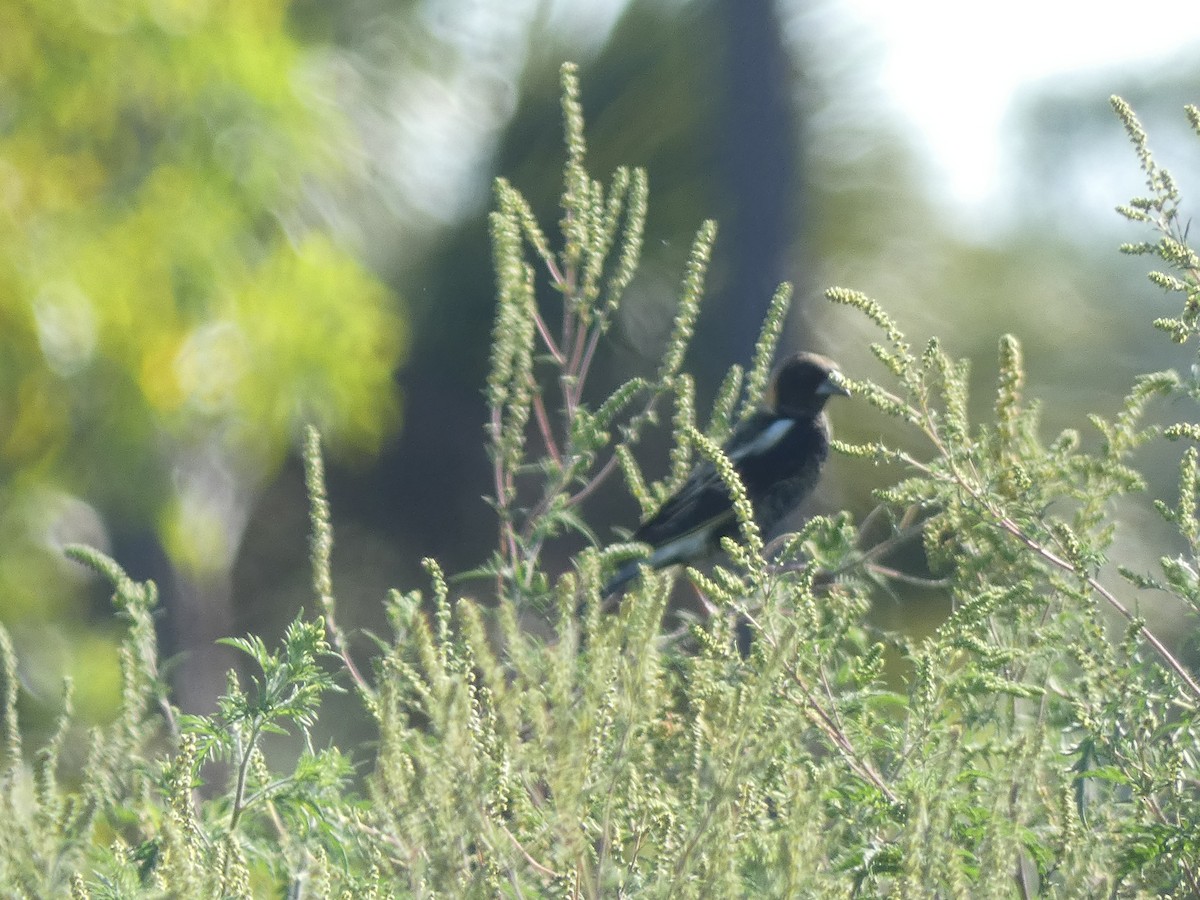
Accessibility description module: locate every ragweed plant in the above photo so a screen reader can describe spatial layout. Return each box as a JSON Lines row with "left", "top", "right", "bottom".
{"left": 2, "top": 68, "right": 1199, "bottom": 898}
{"left": 363, "top": 83, "right": 1200, "bottom": 897}
{"left": 483, "top": 63, "right": 796, "bottom": 609}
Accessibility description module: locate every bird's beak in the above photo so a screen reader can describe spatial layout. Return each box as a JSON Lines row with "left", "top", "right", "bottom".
{"left": 818, "top": 372, "right": 852, "bottom": 398}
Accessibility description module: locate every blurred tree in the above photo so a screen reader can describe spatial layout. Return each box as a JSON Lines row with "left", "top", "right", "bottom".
{"left": 0, "top": 0, "right": 406, "bottom": 713}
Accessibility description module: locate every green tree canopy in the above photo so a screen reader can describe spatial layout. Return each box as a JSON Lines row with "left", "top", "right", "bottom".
{"left": 0, "top": 0, "right": 406, "bottom": 711}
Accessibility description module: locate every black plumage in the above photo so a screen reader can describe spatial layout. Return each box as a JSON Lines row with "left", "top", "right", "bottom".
{"left": 603, "top": 352, "right": 849, "bottom": 595}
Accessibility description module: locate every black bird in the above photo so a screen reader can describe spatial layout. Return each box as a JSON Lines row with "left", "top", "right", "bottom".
{"left": 603, "top": 352, "right": 849, "bottom": 595}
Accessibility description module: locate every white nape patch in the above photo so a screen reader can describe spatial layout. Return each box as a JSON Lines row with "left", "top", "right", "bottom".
{"left": 729, "top": 419, "right": 793, "bottom": 462}
{"left": 649, "top": 529, "right": 712, "bottom": 568}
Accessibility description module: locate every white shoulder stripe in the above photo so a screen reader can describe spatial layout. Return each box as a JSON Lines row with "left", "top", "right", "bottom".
{"left": 648, "top": 528, "right": 713, "bottom": 568}
{"left": 729, "top": 418, "right": 793, "bottom": 461}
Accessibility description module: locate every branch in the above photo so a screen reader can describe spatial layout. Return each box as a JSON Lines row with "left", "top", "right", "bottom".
{"left": 992, "top": 510, "right": 1200, "bottom": 702}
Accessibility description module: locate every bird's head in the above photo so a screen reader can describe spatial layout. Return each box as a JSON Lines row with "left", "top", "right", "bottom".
{"left": 765, "top": 352, "right": 850, "bottom": 419}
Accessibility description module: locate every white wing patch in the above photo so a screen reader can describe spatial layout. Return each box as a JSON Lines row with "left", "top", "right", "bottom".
{"left": 729, "top": 418, "right": 793, "bottom": 462}
{"left": 648, "top": 528, "right": 713, "bottom": 569}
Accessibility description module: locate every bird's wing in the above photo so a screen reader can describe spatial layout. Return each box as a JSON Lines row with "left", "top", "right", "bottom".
{"left": 633, "top": 413, "right": 785, "bottom": 550}
{"left": 633, "top": 478, "right": 734, "bottom": 550}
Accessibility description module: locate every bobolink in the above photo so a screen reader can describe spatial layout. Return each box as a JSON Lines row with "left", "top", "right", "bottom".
{"left": 603, "top": 351, "right": 849, "bottom": 595}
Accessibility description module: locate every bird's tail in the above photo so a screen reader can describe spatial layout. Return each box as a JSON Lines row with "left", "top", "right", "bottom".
{"left": 601, "top": 559, "right": 646, "bottom": 598}
{"left": 575, "top": 560, "right": 645, "bottom": 648}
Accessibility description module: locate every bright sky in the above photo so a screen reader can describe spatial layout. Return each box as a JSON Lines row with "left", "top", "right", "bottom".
{"left": 376, "top": 0, "right": 1200, "bottom": 250}
{"left": 839, "top": 0, "right": 1200, "bottom": 210}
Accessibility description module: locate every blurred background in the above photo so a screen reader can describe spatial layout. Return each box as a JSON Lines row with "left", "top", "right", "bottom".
{"left": 3, "top": 0, "right": 1199, "bottom": 740}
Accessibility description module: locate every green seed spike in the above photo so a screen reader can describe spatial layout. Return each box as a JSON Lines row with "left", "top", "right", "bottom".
{"left": 741, "top": 283, "right": 793, "bottom": 421}
{"left": 658, "top": 220, "right": 716, "bottom": 383}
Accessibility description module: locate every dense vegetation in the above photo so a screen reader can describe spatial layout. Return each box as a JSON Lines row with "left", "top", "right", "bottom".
{"left": 2, "top": 65, "right": 1198, "bottom": 898}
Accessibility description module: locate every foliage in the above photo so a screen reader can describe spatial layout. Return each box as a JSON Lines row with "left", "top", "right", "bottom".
{"left": 0, "top": 0, "right": 405, "bottom": 658}
{"left": 1, "top": 65, "right": 1198, "bottom": 897}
